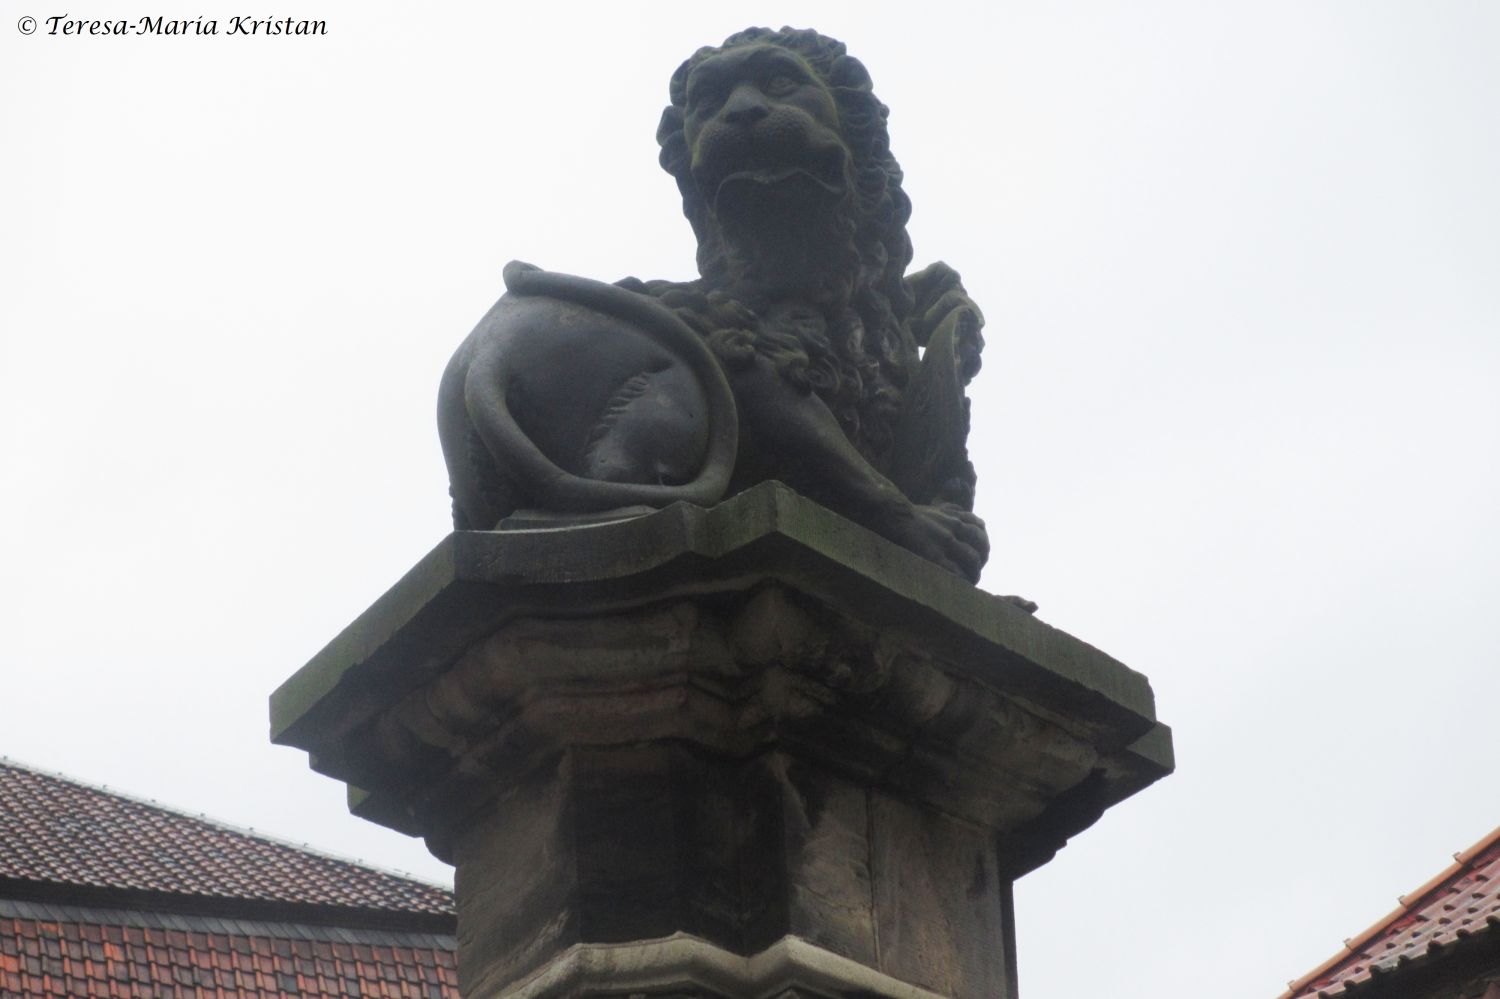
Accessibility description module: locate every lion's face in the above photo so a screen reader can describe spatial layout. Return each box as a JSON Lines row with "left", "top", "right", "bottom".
{"left": 681, "top": 43, "right": 851, "bottom": 231}
{"left": 659, "top": 29, "right": 914, "bottom": 307}
{"left": 653, "top": 28, "right": 923, "bottom": 465}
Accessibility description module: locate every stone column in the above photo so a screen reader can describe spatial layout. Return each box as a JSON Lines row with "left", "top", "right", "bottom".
{"left": 271, "top": 482, "right": 1172, "bottom": 998}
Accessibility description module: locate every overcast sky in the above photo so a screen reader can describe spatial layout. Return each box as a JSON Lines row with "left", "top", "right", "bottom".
{"left": 3, "top": 3, "right": 1498, "bottom": 997}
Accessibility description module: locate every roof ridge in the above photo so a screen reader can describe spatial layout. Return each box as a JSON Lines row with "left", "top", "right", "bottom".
{"left": 0, "top": 755, "right": 451, "bottom": 896}
{"left": 1279, "top": 822, "right": 1500, "bottom": 999}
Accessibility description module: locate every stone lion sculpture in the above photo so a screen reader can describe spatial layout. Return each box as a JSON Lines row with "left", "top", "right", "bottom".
{"left": 439, "top": 27, "right": 991, "bottom": 582}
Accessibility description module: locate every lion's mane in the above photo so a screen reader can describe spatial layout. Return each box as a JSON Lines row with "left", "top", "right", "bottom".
{"left": 652, "top": 26, "right": 918, "bottom": 462}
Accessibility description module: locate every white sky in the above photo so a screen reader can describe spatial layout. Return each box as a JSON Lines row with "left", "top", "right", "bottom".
{"left": 3, "top": 3, "right": 1497, "bottom": 997}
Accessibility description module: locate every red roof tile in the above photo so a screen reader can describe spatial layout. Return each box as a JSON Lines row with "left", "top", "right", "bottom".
{"left": 1281, "top": 824, "right": 1500, "bottom": 998}
{"left": 0, "top": 906, "right": 457, "bottom": 998}
{"left": 0, "top": 759, "right": 451, "bottom": 919}
{"left": 1, "top": 760, "right": 459, "bottom": 996}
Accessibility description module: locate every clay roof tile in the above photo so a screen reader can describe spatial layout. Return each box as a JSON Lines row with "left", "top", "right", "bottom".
{"left": 0, "top": 759, "right": 451, "bottom": 918}
{"left": 1281, "top": 823, "right": 1500, "bottom": 998}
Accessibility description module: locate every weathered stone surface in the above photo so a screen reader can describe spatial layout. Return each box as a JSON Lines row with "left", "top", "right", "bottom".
{"left": 272, "top": 482, "right": 1163, "bottom": 773}
{"left": 869, "top": 791, "right": 1007, "bottom": 996}
{"left": 272, "top": 484, "right": 1171, "bottom": 997}
{"left": 494, "top": 934, "right": 953, "bottom": 999}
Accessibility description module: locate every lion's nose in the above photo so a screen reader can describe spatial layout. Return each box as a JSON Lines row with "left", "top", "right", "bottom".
{"left": 721, "top": 83, "right": 770, "bottom": 125}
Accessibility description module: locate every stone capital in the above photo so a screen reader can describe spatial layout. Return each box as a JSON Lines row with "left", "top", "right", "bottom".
{"left": 272, "top": 483, "right": 1172, "bottom": 997}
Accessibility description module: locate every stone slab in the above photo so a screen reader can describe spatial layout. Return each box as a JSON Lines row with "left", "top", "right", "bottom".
{"left": 272, "top": 481, "right": 1162, "bottom": 759}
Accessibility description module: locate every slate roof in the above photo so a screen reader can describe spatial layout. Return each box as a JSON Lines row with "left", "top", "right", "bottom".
{"left": 1281, "top": 824, "right": 1500, "bottom": 998}
{"left": 0, "top": 759, "right": 458, "bottom": 998}
{"left": 0, "top": 759, "right": 451, "bottom": 920}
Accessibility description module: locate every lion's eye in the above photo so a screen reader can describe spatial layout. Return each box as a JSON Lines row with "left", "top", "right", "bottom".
{"left": 686, "top": 78, "right": 726, "bottom": 116}
{"left": 764, "top": 74, "right": 799, "bottom": 97}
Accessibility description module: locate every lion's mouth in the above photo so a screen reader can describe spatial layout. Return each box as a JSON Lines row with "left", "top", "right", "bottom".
{"left": 696, "top": 134, "right": 852, "bottom": 214}
{"left": 708, "top": 143, "right": 848, "bottom": 215}
{"left": 716, "top": 164, "right": 843, "bottom": 197}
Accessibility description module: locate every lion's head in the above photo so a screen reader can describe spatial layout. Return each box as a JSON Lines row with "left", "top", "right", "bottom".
{"left": 655, "top": 27, "right": 918, "bottom": 459}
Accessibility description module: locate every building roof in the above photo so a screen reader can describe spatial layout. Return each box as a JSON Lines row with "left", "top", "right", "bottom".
{"left": 1, "top": 899, "right": 457, "bottom": 998}
{"left": 1281, "top": 824, "right": 1500, "bottom": 998}
{"left": 0, "top": 759, "right": 451, "bottom": 922}
{"left": 0, "top": 759, "right": 458, "bottom": 997}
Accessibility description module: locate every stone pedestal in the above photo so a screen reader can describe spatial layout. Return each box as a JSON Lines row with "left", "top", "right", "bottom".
{"left": 271, "top": 482, "right": 1172, "bottom": 998}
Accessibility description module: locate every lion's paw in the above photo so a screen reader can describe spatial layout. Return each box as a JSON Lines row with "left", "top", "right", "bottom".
{"left": 886, "top": 502, "right": 989, "bottom": 584}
